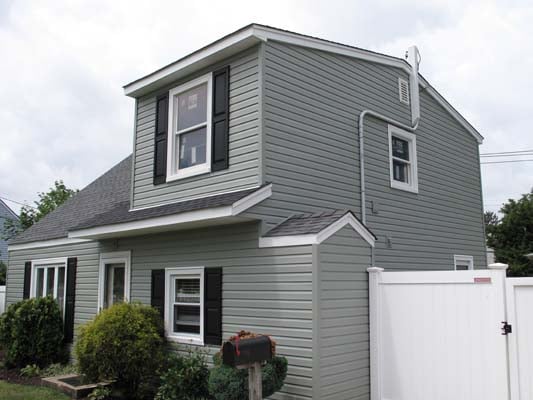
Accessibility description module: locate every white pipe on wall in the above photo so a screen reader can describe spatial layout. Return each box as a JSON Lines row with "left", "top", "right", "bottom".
{"left": 358, "top": 46, "right": 421, "bottom": 225}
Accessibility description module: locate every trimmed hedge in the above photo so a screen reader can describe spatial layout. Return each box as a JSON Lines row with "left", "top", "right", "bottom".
{"left": 75, "top": 302, "right": 166, "bottom": 400}
{"left": 0, "top": 297, "right": 65, "bottom": 368}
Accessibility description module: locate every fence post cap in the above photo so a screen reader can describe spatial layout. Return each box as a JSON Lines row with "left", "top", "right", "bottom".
{"left": 367, "top": 267, "right": 384, "bottom": 273}
{"left": 488, "top": 263, "right": 509, "bottom": 270}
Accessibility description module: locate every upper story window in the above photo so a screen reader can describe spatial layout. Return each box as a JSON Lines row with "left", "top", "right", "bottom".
{"left": 388, "top": 125, "right": 418, "bottom": 193}
{"left": 167, "top": 74, "right": 212, "bottom": 181}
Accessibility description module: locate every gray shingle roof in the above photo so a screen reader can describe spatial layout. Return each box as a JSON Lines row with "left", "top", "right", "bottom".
{"left": 71, "top": 186, "right": 265, "bottom": 231}
{"left": 264, "top": 209, "right": 375, "bottom": 238}
{"left": 9, "top": 156, "right": 132, "bottom": 245}
{"left": 10, "top": 155, "right": 268, "bottom": 244}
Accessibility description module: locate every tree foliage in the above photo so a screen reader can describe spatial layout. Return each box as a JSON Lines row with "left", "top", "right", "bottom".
{"left": 486, "top": 191, "right": 533, "bottom": 276}
{"left": 3, "top": 180, "right": 78, "bottom": 239}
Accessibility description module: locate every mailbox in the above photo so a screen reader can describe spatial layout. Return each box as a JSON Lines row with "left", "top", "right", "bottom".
{"left": 222, "top": 335, "right": 273, "bottom": 367}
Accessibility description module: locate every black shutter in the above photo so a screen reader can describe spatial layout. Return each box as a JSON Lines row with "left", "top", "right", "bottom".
{"left": 64, "top": 257, "right": 77, "bottom": 343}
{"left": 23, "top": 261, "right": 31, "bottom": 299}
{"left": 153, "top": 94, "right": 169, "bottom": 185}
{"left": 204, "top": 267, "right": 222, "bottom": 345}
{"left": 151, "top": 269, "right": 165, "bottom": 320}
{"left": 211, "top": 67, "right": 230, "bottom": 172}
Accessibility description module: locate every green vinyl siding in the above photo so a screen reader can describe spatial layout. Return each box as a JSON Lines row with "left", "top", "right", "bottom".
{"left": 245, "top": 40, "right": 486, "bottom": 271}
{"left": 99, "top": 222, "right": 314, "bottom": 400}
{"left": 131, "top": 47, "right": 261, "bottom": 209}
{"left": 317, "top": 226, "right": 372, "bottom": 400}
{"left": 6, "top": 241, "right": 101, "bottom": 327}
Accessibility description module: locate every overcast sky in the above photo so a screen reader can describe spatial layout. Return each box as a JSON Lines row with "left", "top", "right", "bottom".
{"left": 1, "top": 0, "right": 531, "bottom": 215}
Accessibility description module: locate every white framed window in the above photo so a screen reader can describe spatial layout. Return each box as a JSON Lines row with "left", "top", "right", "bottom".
{"left": 30, "top": 257, "right": 68, "bottom": 317}
{"left": 388, "top": 125, "right": 418, "bottom": 193}
{"left": 98, "top": 251, "right": 131, "bottom": 311}
{"left": 164, "top": 267, "right": 204, "bottom": 346}
{"left": 454, "top": 255, "right": 474, "bottom": 271}
{"left": 166, "top": 73, "right": 212, "bottom": 182}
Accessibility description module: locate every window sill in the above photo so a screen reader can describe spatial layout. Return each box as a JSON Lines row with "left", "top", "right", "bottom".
{"left": 167, "top": 334, "right": 204, "bottom": 346}
{"left": 390, "top": 180, "right": 419, "bottom": 194}
{"left": 166, "top": 164, "right": 211, "bottom": 183}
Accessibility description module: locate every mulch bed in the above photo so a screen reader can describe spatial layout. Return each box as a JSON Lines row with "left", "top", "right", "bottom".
{"left": 0, "top": 367, "right": 43, "bottom": 386}
{"left": 0, "top": 349, "right": 42, "bottom": 386}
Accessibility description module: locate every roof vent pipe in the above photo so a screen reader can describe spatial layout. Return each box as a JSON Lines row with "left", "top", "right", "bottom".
{"left": 357, "top": 46, "right": 421, "bottom": 227}
{"left": 406, "top": 45, "right": 421, "bottom": 126}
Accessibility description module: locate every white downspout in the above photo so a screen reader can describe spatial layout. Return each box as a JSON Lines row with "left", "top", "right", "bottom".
{"left": 359, "top": 46, "right": 421, "bottom": 225}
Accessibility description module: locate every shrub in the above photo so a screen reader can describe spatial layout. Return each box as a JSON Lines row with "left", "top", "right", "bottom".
{"left": 0, "top": 297, "right": 65, "bottom": 368}
{"left": 155, "top": 351, "right": 211, "bottom": 400}
{"left": 40, "top": 362, "right": 79, "bottom": 377}
{"left": 88, "top": 385, "right": 112, "bottom": 400}
{"left": 75, "top": 302, "right": 166, "bottom": 400}
{"left": 208, "top": 354, "right": 288, "bottom": 400}
{"left": 20, "top": 364, "right": 41, "bottom": 377}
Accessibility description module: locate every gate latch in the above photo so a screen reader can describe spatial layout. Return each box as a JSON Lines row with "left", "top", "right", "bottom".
{"left": 501, "top": 321, "right": 512, "bottom": 335}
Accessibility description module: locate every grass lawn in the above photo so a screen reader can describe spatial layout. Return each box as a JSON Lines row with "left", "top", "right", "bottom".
{"left": 0, "top": 380, "right": 70, "bottom": 400}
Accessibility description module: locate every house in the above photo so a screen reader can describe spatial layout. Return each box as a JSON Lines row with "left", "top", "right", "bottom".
{"left": 0, "top": 199, "right": 18, "bottom": 264}
{"left": 6, "top": 24, "right": 486, "bottom": 399}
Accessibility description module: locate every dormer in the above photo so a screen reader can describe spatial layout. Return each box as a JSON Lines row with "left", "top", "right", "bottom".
{"left": 125, "top": 28, "right": 264, "bottom": 210}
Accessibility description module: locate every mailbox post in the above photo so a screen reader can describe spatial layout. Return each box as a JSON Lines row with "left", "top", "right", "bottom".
{"left": 222, "top": 333, "right": 273, "bottom": 400}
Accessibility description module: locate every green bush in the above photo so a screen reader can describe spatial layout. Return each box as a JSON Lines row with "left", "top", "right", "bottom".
{"left": 155, "top": 351, "right": 211, "bottom": 400}
{"left": 75, "top": 302, "right": 166, "bottom": 400}
{"left": 208, "top": 354, "right": 288, "bottom": 400}
{"left": 20, "top": 364, "right": 41, "bottom": 377}
{"left": 0, "top": 297, "right": 65, "bottom": 368}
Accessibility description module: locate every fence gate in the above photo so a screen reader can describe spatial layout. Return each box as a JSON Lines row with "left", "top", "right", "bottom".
{"left": 368, "top": 265, "right": 510, "bottom": 400}
{"left": 506, "top": 278, "right": 533, "bottom": 400}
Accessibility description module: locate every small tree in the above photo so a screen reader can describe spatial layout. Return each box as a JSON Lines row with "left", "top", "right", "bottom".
{"left": 3, "top": 181, "right": 78, "bottom": 239}
{"left": 487, "top": 191, "right": 533, "bottom": 276}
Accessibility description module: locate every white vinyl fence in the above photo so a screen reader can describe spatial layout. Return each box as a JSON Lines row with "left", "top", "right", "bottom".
{"left": 368, "top": 263, "right": 532, "bottom": 400}
{"left": 0, "top": 285, "right": 5, "bottom": 314}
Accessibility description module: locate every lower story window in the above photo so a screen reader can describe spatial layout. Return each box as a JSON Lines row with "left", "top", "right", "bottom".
{"left": 165, "top": 267, "right": 204, "bottom": 345}
{"left": 454, "top": 255, "right": 474, "bottom": 270}
{"left": 32, "top": 258, "right": 67, "bottom": 316}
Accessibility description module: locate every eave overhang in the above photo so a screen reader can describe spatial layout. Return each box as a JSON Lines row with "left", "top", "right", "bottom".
{"left": 68, "top": 184, "right": 272, "bottom": 240}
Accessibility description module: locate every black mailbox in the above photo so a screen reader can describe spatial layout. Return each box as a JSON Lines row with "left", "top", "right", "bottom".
{"left": 222, "top": 335, "right": 273, "bottom": 367}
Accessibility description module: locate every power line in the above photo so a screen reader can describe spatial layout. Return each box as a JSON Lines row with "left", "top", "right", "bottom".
{"left": 480, "top": 152, "right": 533, "bottom": 158}
{"left": 0, "top": 195, "right": 36, "bottom": 209}
{"left": 481, "top": 159, "right": 533, "bottom": 165}
{"left": 480, "top": 149, "right": 533, "bottom": 156}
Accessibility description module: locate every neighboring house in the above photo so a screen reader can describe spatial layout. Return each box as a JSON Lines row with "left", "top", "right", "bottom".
{"left": 487, "top": 246, "right": 496, "bottom": 265}
{"left": 0, "top": 199, "right": 18, "bottom": 264}
{"left": 6, "top": 24, "right": 486, "bottom": 399}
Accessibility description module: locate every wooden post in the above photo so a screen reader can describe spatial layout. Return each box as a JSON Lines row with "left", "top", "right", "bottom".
{"left": 248, "top": 362, "right": 262, "bottom": 400}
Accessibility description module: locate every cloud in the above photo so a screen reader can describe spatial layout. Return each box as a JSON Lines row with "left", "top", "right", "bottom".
{"left": 0, "top": 0, "right": 531, "bottom": 215}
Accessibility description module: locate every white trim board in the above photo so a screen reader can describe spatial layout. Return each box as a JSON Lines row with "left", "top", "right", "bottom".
{"left": 259, "top": 212, "right": 376, "bottom": 248}
{"left": 123, "top": 24, "right": 483, "bottom": 144}
{"left": 69, "top": 184, "right": 272, "bottom": 240}
{"left": 8, "top": 237, "right": 93, "bottom": 252}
